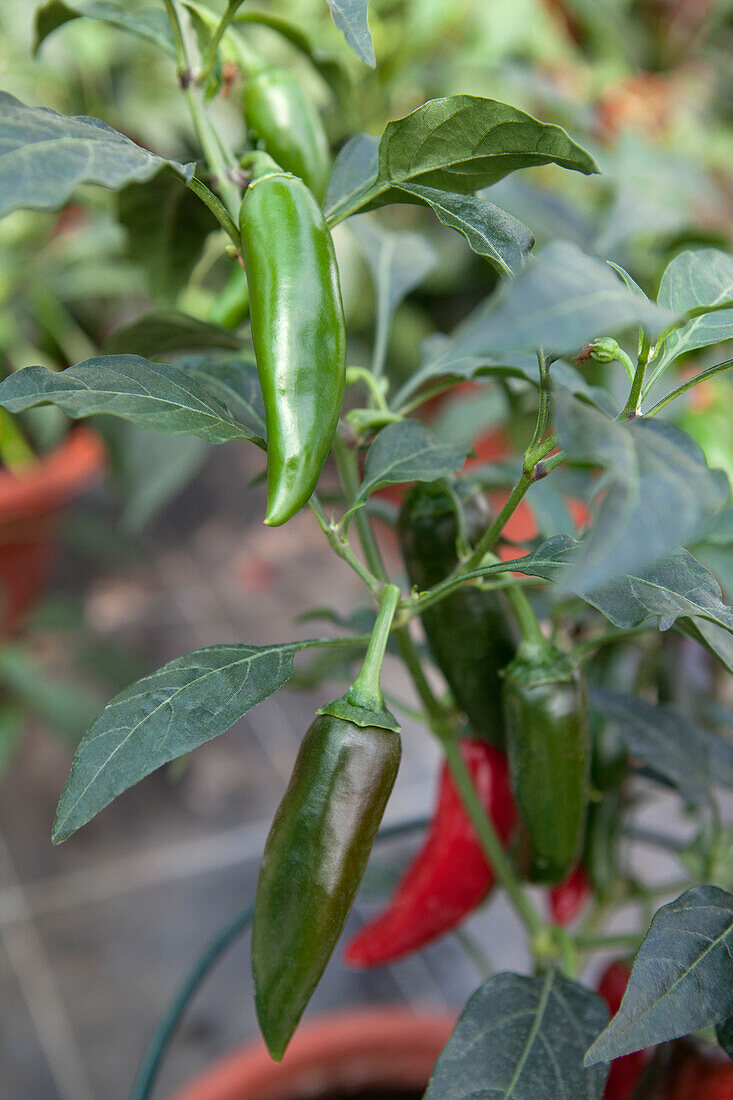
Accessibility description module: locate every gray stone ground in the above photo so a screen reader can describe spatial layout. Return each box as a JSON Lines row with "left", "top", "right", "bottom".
{"left": 0, "top": 442, "right": 711, "bottom": 1100}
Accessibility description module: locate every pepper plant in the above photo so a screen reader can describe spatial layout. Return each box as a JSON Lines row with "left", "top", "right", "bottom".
{"left": 2, "top": 2, "right": 733, "bottom": 1096}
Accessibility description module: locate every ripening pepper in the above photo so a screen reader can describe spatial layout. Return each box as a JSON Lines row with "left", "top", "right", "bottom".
{"left": 239, "top": 152, "right": 346, "bottom": 526}
{"left": 344, "top": 739, "right": 516, "bottom": 967}
{"left": 252, "top": 712, "right": 400, "bottom": 1060}
{"left": 502, "top": 648, "right": 590, "bottom": 884}
{"left": 242, "top": 67, "right": 331, "bottom": 203}
{"left": 549, "top": 864, "right": 592, "bottom": 926}
{"left": 399, "top": 482, "right": 516, "bottom": 745}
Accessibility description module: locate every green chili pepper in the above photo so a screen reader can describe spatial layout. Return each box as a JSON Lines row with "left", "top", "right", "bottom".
{"left": 208, "top": 263, "right": 249, "bottom": 329}
{"left": 252, "top": 586, "right": 401, "bottom": 1060}
{"left": 243, "top": 67, "right": 331, "bottom": 203}
{"left": 239, "top": 152, "right": 346, "bottom": 526}
{"left": 252, "top": 713, "right": 401, "bottom": 1060}
{"left": 399, "top": 481, "right": 516, "bottom": 745}
{"left": 502, "top": 649, "right": 590, "bottom": 884}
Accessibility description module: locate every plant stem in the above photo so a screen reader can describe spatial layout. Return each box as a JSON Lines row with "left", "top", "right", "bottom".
{"left": 526, "top": 349, "right": 551, "bottom": 456}
{"left": 186, "top": 176, "right": 240, "bottom": 249}
{"left": 621, "top": 338, "right": 652, "bottom": 418}
{"left": 164, "top": 0, "right": 241, "bottom": 219}
{"left": 646, "top": 358, "right": 733, "bottom": 416}
{"left": 330, "top": 426, "right": 546, "bottom": 943}
{"left": 347, "top": 585, "right": 401, "bottom": 712}
{"left": 309, "top": 495, "right": 382, "bottom": 594}
{"left": 198, "top": 0, "right": 247, "bottom": 84}
{"left": 345, "top": 367, "right": 389, "bottom": 410}
{"left": 332, "top": 432, "right": 388, "bottom": 583}
{"left": 504, "top": 584, "right": 547, "bottom": 653}
{"left": 162, "top": 0, "right": 189, "bottom": 78}
{"left": 458, "top": 470, "right": 533, "bottom": 574}
{"left": 574, "top": 932, "right": 641, "bottom": 951}
{"left": 441, "top": 733, "right": 545, "bottom": 937}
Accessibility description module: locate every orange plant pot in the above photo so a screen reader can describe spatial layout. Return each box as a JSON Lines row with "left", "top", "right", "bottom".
{"left": 170, "top": 1008, "right": 456, "bottom": 1100}
{"left": 0, "top": 427, "right": 105, "bottom": 634}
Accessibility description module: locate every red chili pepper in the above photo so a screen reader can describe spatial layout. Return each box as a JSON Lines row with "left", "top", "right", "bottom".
{"left": 344, "top": 740, "right": 516, "bottom": 968}
{"left": 668, "top": 1059, "right": 733, "bottom": 1100}
{"left": 549, "top": 865, "right": 592, "bottom": 926}
{"left": 598, "top": 962, "right": 649, "bottom": 1100}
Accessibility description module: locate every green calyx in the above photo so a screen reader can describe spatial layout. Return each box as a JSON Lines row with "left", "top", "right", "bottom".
{"left": 319, "top": 584, "right": 401, "bottom": 734}
{"left": 501, "top": 646, "right": 576, "bottom": 689}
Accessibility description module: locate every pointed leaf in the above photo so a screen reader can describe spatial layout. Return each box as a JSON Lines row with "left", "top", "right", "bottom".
{"left": 449, "top": 242, "right": 674, "bottom": 358}
{"left": 353, "top": 420, "right": 470, "bottom": 511}
{"left": 586, "top": 886, "right": 733, "bottom": 1065}
{"left": 589, "top": 690, "right": 713, "bottom": 806}
{"left": 556, "top": 392, "right": 729, "bottom": 592}
{"left": 0, "top": 356, "right": 258, "bottom": 445}
{"left": 52, "top": 642, "right": 305, "bottom": 842}
{"left": 425, "top": 970, "right": 609, "bottom": 1099}
{"left": 350, "top": 218, "right": 437, "bottom": 337}
{"left": 34, "top": 1, "right": 174, "bottom": 55}
{"left": 393, "top": 184, "right": 533, "bottom": 276}
{"left": 176, "top": 354, "right": 266, "bottom": 443}
{"left": 325, "top": 133, "right": 379, "bottom": 224}
{"left": 117, "top": 173, "right": 217, "bottom": 303}
{"left": 373, "top": 98, "right": 598, "bottom": 202}
{"left": 655, "top": 250, "right": 733, "bottom": 374}
{"left": 326, "top": 0, "right": 375, "bottom": 66}
{"left": 0, "top": 93, "right": 190, "bottom": 219}
{"left": 102, "top": 312, "right": 244, "bottom": 357}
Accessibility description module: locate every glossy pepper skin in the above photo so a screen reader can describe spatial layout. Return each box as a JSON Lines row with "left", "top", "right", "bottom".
{"left": 343, "top": 739, "right": 516, "bottom": 968}
{"left": 243, "top": 67, "right": 331, "bottom": 203}
{"left": 399, "top": 482, "right": 516, "bottom": 745}
{"left": 502, "top": 650, "right": 590, "bottom": 884}
{"left": 549, "top": 864, "right": 591, "bottom": 925}
{"left": 239, "top": 156, "right": 346, "bottom": 526}
{"left": 252, "top": 714, "right": 400, "bottom": 1061}
{"left": 598, "top": 962, "right": 648, "bottom": 1100}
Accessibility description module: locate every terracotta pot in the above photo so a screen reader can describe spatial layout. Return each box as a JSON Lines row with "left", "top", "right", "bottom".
{"left": 0, "top": 428, "right": 104, "bottom": 634}
{"left": 170, "top": 1008, "right": 456, "bottom": 1100}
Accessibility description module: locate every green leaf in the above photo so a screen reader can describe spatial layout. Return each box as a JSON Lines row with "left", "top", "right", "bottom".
{"left": 0, "top": 356, "right": 258, "bottom": 445}
{"left": 0, "top": 645, "right": 100, "bottom": 742}
{"left": 395, "top": 184, "right": 534, "bottom": 276}
{"left": 590, "top": 690, "right": 714, "bottom": 806}
{"left": 117, "top": 174, "right": 218, "bottom": 304}
{"left": 0, "top": 93, "right": 190, "bottom": 220}
{"left": 585, "top": 886, "right": 733, "bottom": 1065}
{"left": 325, "top": 133, "right": 379, "bottom": 224}
{"left": 33, "top": 1, "right": 174, "bottom": 55}
{"left": 353, "top": 420, "right": 470, "bottom": 512}
{"left": 329, "top": 100, "right": 597, "bottom": 224}
{"left": 371, "top": 98, "right": 598, "bottom": 204}
{"left": 350, "top": 218, "right": 437, "bottom": 343}
{"left": 52, "top": 642, "right": 305, "bottom": 842}
{"left": 678, "top": 618, "right": 733, "bottom": 675}
{"left": 581, "top": 549, "right": 733, "bottom": 634}
{"left": 425, "top": 970, "right": 609, "bottom": 1099}
{"left": 176, "top": 354, "right": 266, "bottom": 443}
{"left": 326, "top": 0, "right": 375, "bottom": 67}
{"left": 443, "top": 242, "right": 674, "bottom": 359}
{"left": 716, "top": 1016, "right": 733, "bottom": 1061}
{"left": 556, "top": 392, "right": 729, "bottom": 592}
{"left": 102, "top": 312, "right": 244, "bottom": 358}
{"left": 653, "top": 249, "right": 733, "bottom": 375}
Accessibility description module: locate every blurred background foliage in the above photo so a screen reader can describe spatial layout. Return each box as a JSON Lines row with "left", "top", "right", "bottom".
{"left": 0, "top": 0, "right": 732, "bottom": 775}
